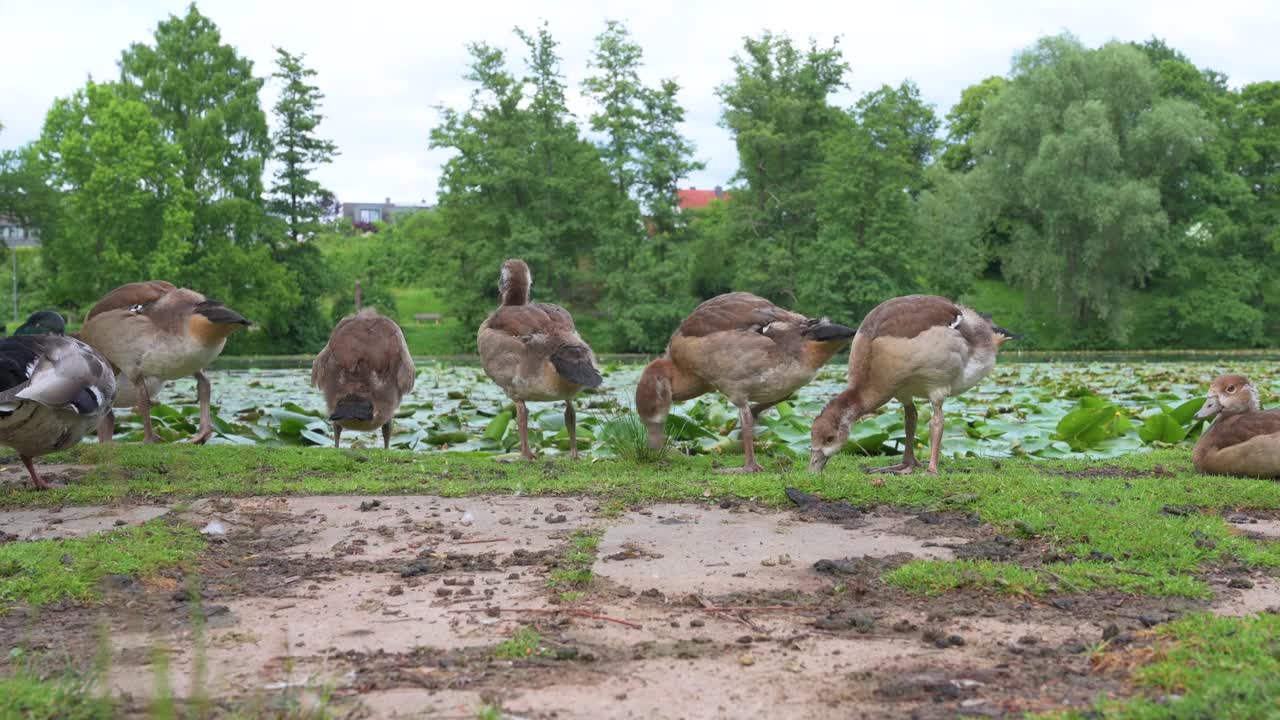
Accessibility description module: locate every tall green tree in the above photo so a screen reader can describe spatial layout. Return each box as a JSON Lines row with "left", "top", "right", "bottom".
{"left": 269, "top": 48, "right": 339, "bottom": 242}
{"left": 430, "top": 24, "right": 615, "bottom": 343}
{"left": 971, "top": 34, "right": 1214, "bottom": 341}
{"left": 118, "top": 3, "right": 270, "bottom": 248}
{"left": 717, "top": 32, "right": 848, "bottom": 305}
{"left": 34, "top": 82, "right": 195, "bottom": 306}
{"left": 940, "top": 76, "right": 1006, "bottom": 172}
{"left": 804, "top": 81, "right": 939, "bottom": 320}
{"left": 582, "top": 20, "right": 703, "bottom": 350}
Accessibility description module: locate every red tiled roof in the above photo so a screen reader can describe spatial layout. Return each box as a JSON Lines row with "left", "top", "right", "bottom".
{"left": 677, "top": 187, "right": 729, "bottom": 210}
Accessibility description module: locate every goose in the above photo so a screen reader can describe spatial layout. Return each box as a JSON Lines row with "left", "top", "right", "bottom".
{"left": 478, "top": 259, "right": 602, "bottom": 460}
{"left": 312, "top": 308, "right": 416, "bottom": 448}
{"left": 809, "top": 294, "right": 1017, "bottom": 474}
{"left": 635, "top": 292, "right": 857, "bottom": 473}
{"left": 1192, "top": 374, "right": 1280, "bottom": 478}
{"left": 79, "top": 281, "right": 249, "bottom": 444}
{"left": 0, "top": 334, "right": 116, "bottom": 489}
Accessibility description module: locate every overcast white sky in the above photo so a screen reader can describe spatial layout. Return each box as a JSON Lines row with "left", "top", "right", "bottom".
{"left": 1, "top": 0, "right": 1276, "bottom": 205}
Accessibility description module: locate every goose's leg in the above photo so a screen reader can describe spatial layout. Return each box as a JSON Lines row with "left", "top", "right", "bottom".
{"left": 189, "top": 372, "right": 214, "bottom": 444}
{"left": 517, "top": 401, "right": 535, "bottom": 461}
{"left": 381, "top": 421, "right": 392, "bottom": 449}
{"left": 870, "top": 400, "right": 921, "bottom": 475}
{"left": 22, "top": 456, "right": 50, "bottom": 490}
{"left": 926, "top": 397, "right": 946, "bottom": 475}
{"left": 565, "top": 400, "right": 579, "bottom": 460}
{"left": 97, "top": 410, "right": 116, "bottom": 444}
{"left": 333, "top": 424, "right": 343, "bottom": 449}
{"left": 716, "top": 403, "right": 765, "bottom": 474}
{"left": 137, "top": 377, "right": 161, "bottom": 444}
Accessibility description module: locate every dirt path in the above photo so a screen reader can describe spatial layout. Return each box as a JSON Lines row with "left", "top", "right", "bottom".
{"left": 3, "top": 493, "right": 1277, "bottom": 718}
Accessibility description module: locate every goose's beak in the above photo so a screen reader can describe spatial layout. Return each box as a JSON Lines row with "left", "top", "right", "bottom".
{"left": 808, "top": 448, "right": 830, "bottom": 474}
{"left": 1194, "top": 395, "right": 1221, "bottom": 420}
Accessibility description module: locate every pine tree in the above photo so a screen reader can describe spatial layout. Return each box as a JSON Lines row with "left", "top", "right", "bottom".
{"left": 269, "top": 48, "right": 339, "bottom": 242}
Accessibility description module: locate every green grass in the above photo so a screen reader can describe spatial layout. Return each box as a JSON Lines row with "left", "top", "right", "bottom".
{"left": 549, "top": 528, "right": 603, "bottom": 594}
{"left": 0, "top": 521, "right": 204, "bottom": 608}
{"left": 392, "top": 287, "right": 463, "bottom": 355}
{"left": 4, "top": 444, "right": 1280, "bottom": 600}
{"left": 493, "top": 626, "right": 548, "bottom": 660}
{"left": 0, "top": 669, "right": 112, "bottom": 719}
{"left": 1040, "top": 613, "right": 1280, "bottom": 719}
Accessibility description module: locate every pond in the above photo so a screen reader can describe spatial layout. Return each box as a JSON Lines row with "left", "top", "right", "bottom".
{"left": 120, "top": 354, "right": 1280, "bottom": 462}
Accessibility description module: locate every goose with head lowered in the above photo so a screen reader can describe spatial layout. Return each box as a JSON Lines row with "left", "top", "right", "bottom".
{"left": 312, "top": 308, "right": 416, "bottom": 448}
{"left": 0, "top": 331, "right": 116, "bottom": 489}
{"left": 79, "top": 281, "right": 250, "bottom": 444}
{"left": 478, "top": 259, "right": 602, "bottom": 460}
{"left": 636, "top": 292, "right": 857, "bottom": 473}
{"left": 1192, "top": 374, "right": 1280, "bottom": 479}
{"left": 808, "top": 294, "right": 1018, "bottom": 475}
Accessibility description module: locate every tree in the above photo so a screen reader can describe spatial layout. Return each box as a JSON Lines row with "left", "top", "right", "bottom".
{"left": 970, "top": 35, "right": 1214, "bottom": 341}
{"left": 582, "top": 20, "right": 703, "bottom": 350}
{"left": 34, "top": 82, "right": 195, "bottom": 306}
{"left": 940, "top": 76, "right": 1006, "bottom": 172}
{"left": 804, "top": 81, "right": 939, "bottom": 320}
{"left": 118, "top": 3, "right": 270, "bottom": 248}
{"left": 430, "top": 25, "right": 616, "bottom": 344}
{"left": 269, "top": 48, "right": 338, "bottom": 242}
{"left": 716, "top": 32, "right": 848, "bottom": 305}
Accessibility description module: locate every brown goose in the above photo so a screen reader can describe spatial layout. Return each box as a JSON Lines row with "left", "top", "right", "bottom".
{"left": 312, "top": 308, "right": 416, "bottom": 448}
{"left": 0, "top": 334, "right": 116, "bottom": 488}
{"left": 809, "top": 294, "right": 1017, "bottom": 474}
{"left": 1193, "top": 374, "right": 1280, "bottom": 478}
{"left": 79, "top": 281, "right": 250, "bottom": 444}
{"left": 636, "top": 292, "right": 857, "bottom": 473}
{"left": 478, "top": 259, "right": 602, "bottom": 460}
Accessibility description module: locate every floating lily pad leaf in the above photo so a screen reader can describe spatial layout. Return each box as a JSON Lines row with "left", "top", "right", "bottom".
{"left": 1169, "top": 397, "right": 1206, "bottom": 425}
{"left": 484, "top": 411, "right": 513, "bottom": 441}
{"left": 300, "top": 429, "right": 330, "bottom": 446}
{"left": 1138, "top": 413, "right": 1187, "bottom": 445}
{"left": 846, "top": 431, "right": 891, "bottom": 455}
{"left": 283, "top": 402, "right": 324, "bottom": 418}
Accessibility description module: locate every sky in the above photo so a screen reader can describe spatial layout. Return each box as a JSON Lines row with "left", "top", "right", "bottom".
{"left": 1, "top": 0, "right": 1277, "bottom": 206}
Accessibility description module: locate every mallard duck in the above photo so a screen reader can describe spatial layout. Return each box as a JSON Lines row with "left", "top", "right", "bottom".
{"left": 635, "top": 292, "right": 857, "bottom": 473}
{"left": 12, "top": 311, "right": 67, "bottom": 337}
{"left": 809, "top": 294, "right": 1017, "bottom": 474}
{"left": 0, "top": 335, "right": 116, "bottom": 488}
{"left": 1193, "top": 374, "right": 1280, "bottom": 478}
{"left": 79, "top": 281, "right": 249, "bottom": 444}
{"left": 478, "top": 259, "right": 602, "bottom": 460}
{"left": 312, "top": 308, "right": 416, "bottom": 448}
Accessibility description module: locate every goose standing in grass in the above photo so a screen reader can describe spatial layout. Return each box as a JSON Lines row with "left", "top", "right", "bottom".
{"left": 79, "top": 281, "right": 250, "bottom": 444}
{"left": 0, "top": 334, "right": 116, "bottom": 489}
{"left": 809, "top": 294, "right": 1018, "bottom": 475}
{"left": 636, "top": 292, "right": 857, "bottom": 473}
{"left": 478, "top": 259, "right": 602, "bottom": 460}
{"left": 1192, "top": 374, "right": 1280, "bottom": 478}
{"left": 312, "top": 308, "right": 416, "bottom": 448}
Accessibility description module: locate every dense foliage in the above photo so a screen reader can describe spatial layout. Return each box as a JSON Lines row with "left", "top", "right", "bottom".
{"left": 1, "top": 7, "right": 1276, "bottom": 352}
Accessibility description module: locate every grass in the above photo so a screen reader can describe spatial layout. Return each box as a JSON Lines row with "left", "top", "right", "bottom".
{"left": 492, "top": 626, "right": 548, "bottom": 660}
{"left": 0, "top": 521, "right": 204, "bottom": 608}
{"left": 0, "top": 668, "right": 112, "bottom": 719}
{"left": 392, "top": 287, "right": 462, "bottom": 355}
{"left": 598, "top": 411, "right": 669, "bottom": 463}
{"left": 548, "top": 527, "right": 603, "bottom": 596}
{"left": 1038, "top": 613, "right": 1280, "bottom": 719}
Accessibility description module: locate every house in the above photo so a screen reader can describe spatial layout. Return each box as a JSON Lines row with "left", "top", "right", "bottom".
{"left": 0, "top": 216, "right": 40, "bottom": 247}
{"left": 676, "top": 185, "right": 729, "bottom": 211}
{"left": 341, "top": 198, "right": 432, "bottom": 225}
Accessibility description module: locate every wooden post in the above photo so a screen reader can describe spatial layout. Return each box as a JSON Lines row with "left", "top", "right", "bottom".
{"left": 355, "top": 280, "right": 363, "bottom": 311}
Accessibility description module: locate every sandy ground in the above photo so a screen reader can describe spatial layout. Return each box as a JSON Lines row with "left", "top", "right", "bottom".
{"left": 2, "top": 485, "right": 1276, "bottom": 719}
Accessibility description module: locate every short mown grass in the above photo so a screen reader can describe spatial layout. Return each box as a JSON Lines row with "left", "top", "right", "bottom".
{"left": 0, "top": 520, "right": 204, "bottom": 608}
{"left": 0, "top": 668, "right": 112, "bottom": 719}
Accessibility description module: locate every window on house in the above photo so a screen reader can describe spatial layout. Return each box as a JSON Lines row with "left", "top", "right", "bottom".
{"left": 358, "top": 209, "right": 381, "bottom": 223}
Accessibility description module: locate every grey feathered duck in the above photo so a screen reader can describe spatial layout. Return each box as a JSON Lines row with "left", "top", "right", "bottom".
{"left": 478, "top": 259, "right": 603, "bottom": 460}
{"left": 0, "top": 330, "right": 116, "bottom": 489}
{"left": 312, "top": 308, "right": 416, "bottom": 448}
